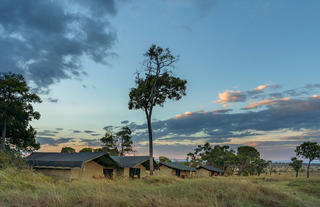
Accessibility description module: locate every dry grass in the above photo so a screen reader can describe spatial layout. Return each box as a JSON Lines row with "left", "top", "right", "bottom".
{"left": 0, "top": 168, "right": 319, "bottom": 207}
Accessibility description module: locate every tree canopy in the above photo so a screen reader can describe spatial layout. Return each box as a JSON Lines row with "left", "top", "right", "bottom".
{"left": 0, "top": 72, "right": 41, "bottom": 152}
{"left": 79, "top": 148, "right": 93, "bottom": 153}
{"left": 295, "top": 142, "right": 320, "bottom": 178}
{"left": 100, "top": 126, "right": 133, "bottom": 156}
{"left": 61, "top": 147, "right": 76, "bottom": 153}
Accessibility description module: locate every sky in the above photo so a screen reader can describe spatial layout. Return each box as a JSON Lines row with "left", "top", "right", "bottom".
{"left": 1, "top": 0, "right": 320, "bottom": 161}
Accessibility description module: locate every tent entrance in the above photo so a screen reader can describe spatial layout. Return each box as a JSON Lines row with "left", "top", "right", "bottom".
{"left": 103, "top": 169, "right": 113, "bottom": 178}
{"left": 129, "top": 168, "right": 140, "bottom": 179}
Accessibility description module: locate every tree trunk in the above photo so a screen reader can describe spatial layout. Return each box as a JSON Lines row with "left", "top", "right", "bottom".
{"left": 120, "top": 137, "right": 124, "bottom": 156}
{"left": 1, "top": 119, "right": 6, "bottom": 153}
{"left": 147, "top": 116, "right": 154, "bottom": 175}
{"left": 296, "top": 170, "right": 298, "bottom": 178}
{"left": 307, "top": 160, "right": 311, "bottom": 178}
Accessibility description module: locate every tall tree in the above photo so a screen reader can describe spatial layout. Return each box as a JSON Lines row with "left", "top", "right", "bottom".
{"left": 295, "top": 142, "right": 320, "bottom": 178}
{"left": 100, "top": 126, "right": 133, "bottom": 156}
{"left": 289, "top": 157, "right": 303, "bottom": 178}
{"left": 128, "top": 45, "right": 187, "bottom": 175}
{"left": 237, "top": 146, "right": 260, "bottom": 176}
{"left": 61, "top": 147, "right": 75, "bottom": 153}
{"left": 0, "top": 72, "right": 41, "bottom": 153}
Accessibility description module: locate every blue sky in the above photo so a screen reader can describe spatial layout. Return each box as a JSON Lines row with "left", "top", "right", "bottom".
{"left": 1, "top": 0, "right": 320, "bottom": 160}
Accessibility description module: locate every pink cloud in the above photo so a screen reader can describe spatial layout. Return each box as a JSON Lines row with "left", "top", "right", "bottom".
{"left": 216, "top": 90, "right": 246, "bottom": 103}
{"left": 175, "top": 111, "right": 193, "bottom": 119}
{"left": 242, "top": 98, "right": 291, "bottom": 110}
{"left": 254, "top": 84, "right": 270, "bottom": 91}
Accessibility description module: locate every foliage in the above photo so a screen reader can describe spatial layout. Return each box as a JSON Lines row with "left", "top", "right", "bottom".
{"left": 237, "top": 146, "right": 260, "bottom": 176}
{"left": 186, "top": 143, "right": 212, "bottom": 167}
{"left": 61, "top": 147, "right": 75, "bottom": 153}
{"left": 100, "top": 126, "right": 133, "bottom": 156}
{"left": 0, "top": 151, "right": 26, "bottom": 169}
{"left": 187, "top": 143, "right": 270, "bottom": 176}
{"left": 128, "top": 45, "right": 187, "bottom": 175}
{"left": 295, "top": 142, "right": 320, "bottom": 178}
{"left": 253, "top": 158, "right": 270, "bottom": 176}
{"left": 0, "top": 72, "right": 41, "bottom": 152}
{"left": 289, "top": 157, "right": 303, "bottom": 177}
{"left": 159, "top": 156, "right": 171, "bottom": 163}
{"left": 79, "top": 148, "right": 93, "bottom": 153}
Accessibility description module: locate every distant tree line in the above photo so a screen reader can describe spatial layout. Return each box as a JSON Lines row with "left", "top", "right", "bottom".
{"left": 186, "top": 141, "right": 320, "bottom": 178}
{"left": 186, "top": 143, "right": 270, "bottom": 176}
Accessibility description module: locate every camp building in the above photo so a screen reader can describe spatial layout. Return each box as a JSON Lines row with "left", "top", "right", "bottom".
{"left": 196, "top": 166, "right": 224, "bottom": 177}
{"left": 157, "top": 161, "right": 196, "bottom": 178}
{"left": 27, "top": 152, "right": 156, "bottom": 180}
{"left": 110, "top": 156, "right": 157, "bottom": 179}
{"left": 27, "top": 152, "right": 117, "bottom": 181}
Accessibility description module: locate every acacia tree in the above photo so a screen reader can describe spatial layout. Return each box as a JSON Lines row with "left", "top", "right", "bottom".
{"left": 295, "top": 142, "right": 320, "bottom": 178}
{"left": 289, "top": 157, "right": 302, "bottom": 178}
{"left": 0, "top": 72, "right": 41, "bottom": 153}
{"left": 129, "top": 45, "right": 187, "bottom": 175}
{"left": 100, "top": 126, "right": 133, "bottom": 156}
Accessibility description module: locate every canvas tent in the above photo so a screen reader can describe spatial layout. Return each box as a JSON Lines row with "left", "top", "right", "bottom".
{"left": 27, "top": 152, "right": 118, "bottom": 181}
{"left": 157, "top": 161, "right": 196, "bottom": 178}
{"left": 110, "top": 156, "right": 157, "bottom": 178}
{"left": 196, "top": 166, "right": 224, "bottom": 177}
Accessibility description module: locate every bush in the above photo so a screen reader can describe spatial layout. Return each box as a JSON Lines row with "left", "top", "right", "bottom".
{"left": 0, "top": 151, "right": 27, "bottom": 169}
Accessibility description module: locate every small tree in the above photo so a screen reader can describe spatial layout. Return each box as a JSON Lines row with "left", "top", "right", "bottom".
{"left": 295, "top": 142, "right": 320, "bottom": 178}
{"left": 0, "top": 72, "right": 41, "bottom": 153}
{"left": 253, "top": 158, "right": 269, "bottom": 176}
{"left": 61, "top": 147, "right": 75, "bottom": 153}
{"left": 289, "top": 157, "right": 302, "bottom": 177}
{"left": 159, "top": 156, "right": 171, "bottom": 163}
{"left": 129, "top": 45, "right": 187, "bottom": 175}
{"left": 79, "top": 148, "right": 93, "bottom": 152}
{"left": 100, "top": 126, "right": 133, "bottom": 156}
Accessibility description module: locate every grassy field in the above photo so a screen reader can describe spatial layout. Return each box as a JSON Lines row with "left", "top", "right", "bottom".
{"left": 0, "top": 168, "right": 319, "bottom": 207}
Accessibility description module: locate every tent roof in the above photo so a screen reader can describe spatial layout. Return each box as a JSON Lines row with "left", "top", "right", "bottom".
{"left": 27, "top": 152, "right": 109, "bottom": 168}
{"left": 159, "top": 161, "right": 196, "bottom": 171}
{"left": 197, "top": 166, "right": 224, "bottom": 173}
{"left": 110, "top": 156, "right": 151, "bottom": 168}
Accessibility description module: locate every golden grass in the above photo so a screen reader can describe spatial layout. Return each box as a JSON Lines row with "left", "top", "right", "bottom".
{"left": 0, "top": 168, "right": 319, "bottom": 207}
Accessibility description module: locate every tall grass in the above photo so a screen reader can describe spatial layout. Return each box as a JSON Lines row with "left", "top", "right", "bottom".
{"left": 0, "top": 168, "right": 319, "bottom": 207}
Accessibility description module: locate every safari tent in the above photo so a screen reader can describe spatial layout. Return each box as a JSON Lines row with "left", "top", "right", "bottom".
{"left": 196, "top": 166, "right": 224, "bottom": 177}
{"left": 27, "top": 152, "right": 118, "bottom": 181}
{"left": 110, "top": 156, "right": 157, "bottom": 179}
{"left": 157, "top": 161, "right": 196, "bottom": 178}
